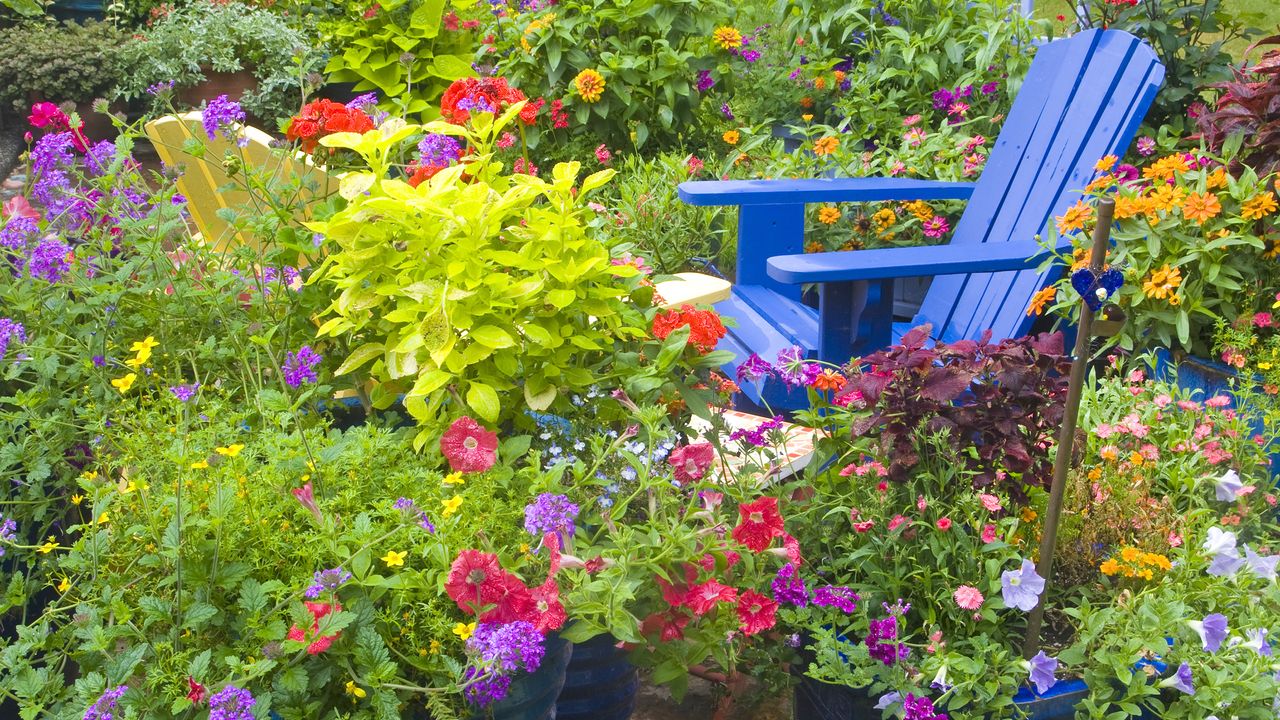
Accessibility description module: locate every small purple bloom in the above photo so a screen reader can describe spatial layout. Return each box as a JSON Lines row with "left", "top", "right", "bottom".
{"left": 932, "top": 88, "right": 954, "bottom": 110}
{"left": 146, "top": 80, "right": 176, "bottom": 96}
{"left": 419, "top": 514, "right": 436, "bottom": 533}
{"left": 1214, "top": 469, "right": 1243, "bottom": 501}
{"left": 1208, "top": 551, "right": 1244, "bottom": 576}
{"left": 0, "top": 216, "right": 38, "bottom": 251}
{"left": 696, "top": 70, "right": 716, "bottom": 93}
{"left": 462, "top": 668, "right": 513, "bottom": 706}
{"left": 1245, "top": 545, "right": 1279, "bottom": 581}
{"left": 169, "top": 383, "right": 200, "bottom": 402}
{"left": 0, "top": 318, "right": 26, "bottom": 362}
{"left": 1136, "top": 136, "right": 1156, "bottom": 156}
{"left": 865, "top": 615, "right": 908, "bottom": 666}
{"left": 874, "top": 691, "right": 902, "bottom": 710}
{"left": 1164, "top": 662, "right": 1194, "bottom": 695}
{"left": 202, "top": 95, "right": 246, "bottom": 142}
{"left": 728, "top": 415, "right": 785, "bottom": 447}
{"left": 1190, "top": 613, "right": 1229, "bottom": 652}
{"left": 418, "top": 133, "right": 463, "bottom": 168}
{"left": 83, "top": 685, "right": 128, "bottom": 720}
{"left": 735, "top": 353, "right": 773, "bottom": 383}
{"left": 207, "top": 685, "right": 255, "bottom": 720}
{"left": 347, "top": 92, "right": 379, "bottom": 110}
{"left": 775, "top": 345, "right": 813, "bottom": 386}
{"left": 742, "top": 49, "right": 762, "bottom": 63}
{"left": 901, "top": 693, "right": 944, "bottom": 720}
{"left": 720, "top": 102, "right": 735, "bottom": 120}
{"left": 981, "top": 81, "right": 999, "bottom": 95}
{"left": 282, "top": 346, "right": 322, "bottom": 387}
{"left": 1028, "top": 651, "right": 1058, "bottom": 694}
{"left": 812, "top": 585, "right": 859, "bottom": 613}
{"left": 467, "top": 621, "right": 546, "bottom": 673}
{"left": 304, "top": 567, "right": 352, "bottom": 599}
{"left": 28, "top": 238, "right": 72, "bottom": 283}
{"left": 457, "top": 95, "right": 496, "bottom": 114}
{"left": 0, "top": 515, "right": 17, "bottom": 556}
{"left": 771, "top": 563, "right": 809, "bottom": 606}
{"left": 1001, "top": 559, "right": 1045, "bottom": 612}
{"left": 524, "top": 493, "right": 579, "bottom": 538}
{"left": 1245, "top": 628, "right": 1272, "bottom": 657}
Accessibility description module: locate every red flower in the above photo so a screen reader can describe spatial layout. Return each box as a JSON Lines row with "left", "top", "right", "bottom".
{"left": 781, "top": 532, "right": 804, "bottom": 565}
{"left": 519, "top": 97, "right": 545, "bottom": 125}
{"left": 642, "top": 610, "right": 691, "bottom": 641}
{"left": 651, "top": 305, "right": 728, "bottom": 353}
{"left": 584, "top": 556, "right": 607, "bottom": 573}
{"left": 936, "top": 518, "right": 953, "bottom": 531}
{"left": 442, "top": 10, "right": 459, "bottom": 30}
{"left": 732, "top": 496, "right": 785, "bottom": 552}
{"left": 287, "top": 600, "right": 343, "bottom": 655}
{"left": 186, "top": 677, "right": 206, "bottom": 704}
{"left": 549, "top": 99, "right": 569, "bottom": 129}
{"left": 445, "top": 549, "right": 506, "bottom": 613}
{"left": 736, "top": 590, "right": 778, "bottom": 636}
{"left": 286, "top": 99, "right": 375, "bottom": 152}
{"left": 440, "top": 416, "right": 498, "bottom": 473}
{"left": 685, "top": 580, "right": 738, "bottom": 616}
{"left": 28, "top": 102, "right": 69, "bottom": 130}
{"left": 530, "top": 578, "right": 566, "bottom": 631}
{"left": 480, "top": 572, "right": 538, "bottom": 624}
{"left": 853, "top": 520, "right": 875, "bottom": 533}
{"left": 439, "top": 77, "right": 526, "bottom": 125}
{"left": 291, "top": 481, "right": 322, "bottom": 522}
{"left": 669, "top": 442, "right": 715, "bottom": 483}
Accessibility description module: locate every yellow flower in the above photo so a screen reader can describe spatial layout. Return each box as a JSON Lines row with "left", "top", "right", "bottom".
{"left": 443, "top": 472, "right": 465, "bottom": 486}
{"left": 215, "top": 444, "right": 245, "bottom": 457}
{"left": 813, "top": 136, "right": 839, "bottom": 156}
{"left": 1243, "top": 191, "right": 1278, "bottom": 220}
{"left": 712, "top": 26, "right": 743, "bottom": 50}
{"left": 441, "top": 495, "right": 463, "bottom": 517}
{"left": 345, "top": 681, "right": 366, "bottom": 699}
{"left": 1182, "top": 191, "right": 1221, "bottom": 224}
{"left": 1084, "top": 175, "right": 1115, "bottom": 194}
{"left": 81, "top": 470, "right": 97, "bottom": 481}
{"left": 1205, "top": 167, "right": 1228, "bottom": 189}
{"left": 1095, "top": 155, "right": 1118, "bottom": 172}
{"left": 37, "top": 537, "right": 58, "bottom": 554}
{"left": 1055, "top": 200, "right": 1093, "bottom": 234}
{"left": 381, "top": 550, "right": 407, "bottom": 568}
{"left": 56, "top": 577, "right": 70, "bottom": 593}
{"left": 801, "top": 113, "right": 814, "bottom": 122}
{"left": 1020, "top": 507, "right": 1038, "bottom": 522}
{"left": 573, "top": 68, "right": 606, "bottom": 103}
{"left": 429, "top": 639, "right": 442, "bottom": 654}
{"left": 872, "top": 208, "right": 897, "bottom": 229}
{"left": 190, "top": 460, "right": 209, "bottom": 470}
{"left": 1120, "top": 546, "right": 1140, "bottom": 562}
{"left": 1147, "top": 184, "right": 1186, "bottom": 213}
{"left": 1112, "top": 194, "right": 1149, "bottom": 220}
{"left": 1026, "top": 286, "right": 1056, "bottom": 317}
{"left": 453, "top": 622, "right": 476, "bottom": 640}
{"left": 96, "top": 512, "right": 109, "bottom": 525}
{"left": 1099, "top": 558, "right": 1120, "bottom": 575}
{"left": 1142, "top": 264, "right": 1183, "bottom": 301}
{"left": 126, "top": 336, "right": 158, "bottom": 368}
{"left": 722, "top": 129, "right": 740, "bottom": 145}
{"left": 903, "top": 200, "right": 934, "bottom": 221}
{"left": 818, "top": 206, "right": 841, "bottom": 224}
{"left": 70, "top": 494, "right": 84, "bottom": 505}
{"left": 111, "top": 373, "right": 137, "bottom": 394}
{"left": 1142, "top": 154, "right": 1189, "bottom": 182}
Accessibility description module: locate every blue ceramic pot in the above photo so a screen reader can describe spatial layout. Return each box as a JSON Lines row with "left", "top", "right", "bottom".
{"left": 555, "top": 634, "right": 638, "bottom": 720}
{"left": 793, "top": 676, "right": 1088, "bottom": 720}
{"left": 476, "top": 633, "right": 574, "bottom": 720}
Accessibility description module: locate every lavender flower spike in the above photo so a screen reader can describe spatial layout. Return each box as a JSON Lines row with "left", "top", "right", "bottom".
{"left": 1189, "top": 613, "right": 1228, "bottom": 653}
{"left": 1000, "top": 559, "right": 1045, "bottom": 612}
{"left": 1028, "top": 651, "right": 1058, "bottom": 694}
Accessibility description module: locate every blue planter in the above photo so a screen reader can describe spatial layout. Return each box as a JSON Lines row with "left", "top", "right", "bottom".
{"left": 479, "top": 633, "right": 573, "bottom": 720}
{"left": 555, "top": 633, "right": 638, "bottom": 720}
{"left": 793, "top": 676, "right": 1090, "bottom": 720}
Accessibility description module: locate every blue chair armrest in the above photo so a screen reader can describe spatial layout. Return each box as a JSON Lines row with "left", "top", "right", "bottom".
{"left": 766, "top": 238, "right": 1072, "bottom": 284}
{"left": 678, "top": 178, "right": 977, "bottom": 207}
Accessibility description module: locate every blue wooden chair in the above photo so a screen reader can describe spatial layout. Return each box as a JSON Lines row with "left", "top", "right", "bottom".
{"left": 678, "top": 29, "right": 1164, "bottom": 408}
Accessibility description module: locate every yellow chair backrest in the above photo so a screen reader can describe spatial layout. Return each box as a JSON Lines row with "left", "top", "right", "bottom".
{"left": 144, "top": 112, "right": 336, "bottom": 259}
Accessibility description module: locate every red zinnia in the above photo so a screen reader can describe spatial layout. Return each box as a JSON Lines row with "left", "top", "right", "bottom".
{"left": 669, "top": 442, "right": 715, "bottom": 483}
{"left": 440, "top": 416, "right": 499, "bottom": 473}
{"left": 736, "top": 590, "right": 779, "bottom": 636}
{"left": 732, "top": 496, "right": 786, "bottom": 552}
{"left": 685, "top": 580, "right": 738, "bottom": 616}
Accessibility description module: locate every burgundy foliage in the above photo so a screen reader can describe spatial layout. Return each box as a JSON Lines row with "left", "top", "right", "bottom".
{"left": 1193, "top": 35, "right": 1280, "bottom": 176}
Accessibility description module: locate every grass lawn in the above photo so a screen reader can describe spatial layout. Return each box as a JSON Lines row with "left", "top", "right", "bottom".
{"left": 1030, "top": 0, "right": 1280, "bottom": 60}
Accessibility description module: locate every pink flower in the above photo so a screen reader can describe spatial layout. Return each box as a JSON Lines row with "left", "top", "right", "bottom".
{"left": 595, "top": 144, "right": 612, "bottom": 165}
{"left": 1167, "top": 531, "right": 1182, "bottom": 547}
{"left": 979, "top": 494, "right": 1002, "bottom": 512}
{"left": 669, "top": 442, "right": 715, "bottom": 483}
{"left": 889, "top": 161, "right": 906, "bottom": 176}
{"left": 1254, "top": 313, "right": 1274, "bottom": 329}
{"left": 1154, "top": 394, "right": 1172, "bottom": 408}
{"left": 1094, "top": 423, "right": 1117, "bottom": 439}
{"left": 936, "top": 517, "right": 953, "bottom": 531}
{"left": 1266, "top": 494, "right": 1277, "bottom": 507}
{"left": 902, "top": 114, "right": 921, "bottom": 126}
{"left": 853, "top": 520, "right": 875, "bottom": 533}
{"left": 981, "top": 524, "right": 997, "bottom": 543}
{"left": 905, "top": 128, "right": 927, "bottom": 146}
{"left": 1176, "top": 400, "right": 1201, "bottom": 411}
{"left": 2, "top": 195, "right": 40, "bottom": 221}
{"left": 887, "top": 514, "right": 908, "bottom": 531}
{"left": 917, "top": 495, "right": 928, "bottom": 511}
{"left": 440, "top": 416, "right": 499, "bottom": 473}
{"left": 876, "top": 481, "right": 889, "bottom": 493}
{"left": 496, "top": 132, "right": 516, "bottom": 149}
{"left": 1205, "top": 395, "right": 1231, "bottom": 408}
{"left": 948, "top": 101, "right": 969, "bottom": 116}
{"left": 1139, "top": 444, "right": 1160, "bottom": 461}
{"left": 28, "top": 101, "right": 68, "bottom": 129}
{"left": 922, "top": 216, "right": 949, "bottom": 238}
{"left": 686, "top": 155, "right": 704, "bottom": 176}
{"left": 291, "top": 481, "right": 322, "bottom": 522}
{"left": 953, "top": 585, "right": 984, "bottom": 610}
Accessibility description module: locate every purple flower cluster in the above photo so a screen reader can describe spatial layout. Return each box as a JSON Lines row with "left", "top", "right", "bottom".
{"left": 736, "top": 353, "right": 773, "bottom": 383}
{"left": 741, "top": 49, "right": 762, "bottom": 63}
{"left": 304, "top": 567, "right": 352, "bottom": 599}
{"left": 31, "top": 132, "right": 76, "bottom": 176}
{"left": 0, "top": 216, "right": 37, "bottom": 251}
{"left": 418, "top": 133, "right": 463, "bottom": 169}
{"left": 729, "top": 415, "right": 785, "bottom": 447}
{"left": 463, "top": 667, "right": 513, "bottom": 706}
{"left": 202, "top": 95, "right": 246, "bottom": 143}
{"left": 931, "top": 84, "right": 974, "bottom": 110}
{"left": 775, "top": 346, "right": 819, "bottom": 386}
{"left": 720, "top": 103, "right": 735, "bottom": 120}
{"left": 457, "top": 95, "right": 496, "bottom": 114}
{"left": 347, "top": 92, "right": 379, "bottom": 110}
{"left": 902, "top": 693, "right": 947, "bottom": 720}
{"left": 28, "top": 238, "right": 72, "bottom": 283}
{"left": 865, "top": 615, "right": 908, "bottom": 666}
{"left": 467, "top": 621, "right": 546, "bottom": 673}
{"left": 146, "top": 80, "right": 176, "bottom": 96}
{"left": 0, "top": 514, "right": 17, "bottom": 557}
{"left": 83, "top": 684, "right": 128, "bottom": 720}
{"left": 85, "top": 141, "right": 119, "bottom": 176}
{"left": 696, "top": 70, "right": 716, "bottom": 93}
{"left": 0, "top": 318, "right": 26, "bottom": 362}
{"left": 261, "top": 266, "right": 301, "bottom": 293}
{"left": 771, "top": 563, "right": 809, "bottom": 606}
{"left": 169, "top": 383, "right": 200, "bottom": 402}
{"left": 207, "top": 685, "right": 255, "bottom": 720}
{"left": 282, "top": 346, "right": 322, "bottom": 387}
{"left": 812, "top": 585, "right": 859, "bottom": 613}
{"left": 524, "top": 493, "right": 579, "bottom": 537}
{"left": 393, "top": 497, "right": 436, "bottom": 533}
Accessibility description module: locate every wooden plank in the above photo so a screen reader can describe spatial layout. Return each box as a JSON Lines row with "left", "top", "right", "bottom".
{"left": 679, "top": 177, "right": 976, "bottom": 206}
{"left": 765, "top": 238, "right": 1069, "bottom": 283}
{"left": 736, "top": 204, "right": 806, "bottom": 301}
{"left": 734, "top": 284, "right": 819, "bottom": 348}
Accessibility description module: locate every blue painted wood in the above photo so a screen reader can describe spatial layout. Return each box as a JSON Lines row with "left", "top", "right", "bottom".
{"left": 679, "top": 178, "right": 976, "bottom": 206}
{"left": 677, "top": 29, "right": 1164, "bottom": 409}
{"left": 767, "top": 237, "right": 1073, "bottom": 283}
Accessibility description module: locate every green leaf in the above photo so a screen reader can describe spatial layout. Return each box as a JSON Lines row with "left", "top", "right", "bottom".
{"left": 335, "top": 342, "right": 385, "bottom": 376}
{"left": 470, "top": 325, "right": 515, "bottom": 349}
{"left": 467, "top": 382, "right": 500, "bottom": 422}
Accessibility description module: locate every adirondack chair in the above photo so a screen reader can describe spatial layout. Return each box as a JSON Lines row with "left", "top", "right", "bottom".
{"left": 678, "top": 29, "right": 1164, "bottom": 409}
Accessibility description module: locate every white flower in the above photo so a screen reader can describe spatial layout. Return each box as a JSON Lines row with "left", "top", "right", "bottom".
{"left": 1203, "top": 527, "right": 1238, "bottom": 555}
{"left": 1214, "top": 469, "right": 1244, "bottom": 502}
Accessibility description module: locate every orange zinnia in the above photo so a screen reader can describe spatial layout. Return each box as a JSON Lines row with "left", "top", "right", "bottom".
{"left": 1243, "top": 191, "right": 1278, "bottom": 220}
{"left": 810, "top": 368, "right": 846, "bottom": 391}
{"left": 818, "top": 206, "right": 841, "bottom": 224}
{"left": 1055, "top": 200, "right": 1093, "bottom": 234}
{"left": 1182, "top": 192, "right": 1221, "bottom": 225}
{"left": 1026, "top": 286, "right": 1056, "bottom": 316}
{"left": 813, "top": 136, "right": 838, "bottom": 156}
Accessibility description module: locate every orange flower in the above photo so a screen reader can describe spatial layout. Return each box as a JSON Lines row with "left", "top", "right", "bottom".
{"left": 801, "top": 113, "right": 814, "bottom": 122}
{"left": 1084, "top": 175, "right": 1116, "bottom": 193}
{"left": 810, "top": 368, "right": 846, "bottom": 391}
{"left": 722, "top": 129, "right": 740, "bottom": 145}
{"left": 1026, "top": 286, "right": 1056, "bottom": 316}
{"left": 1055, "top": 200, "right": 1093, "bottom": 234}
{"left": 814, "top": 76, "right": 827, "bottom": 90}
{"left": 573, "top": 69, "right": 606, "bottom": 103}
{"left": 812, "top": 136, "right": 838, "bottom": 156}
{"left": 1142, "top": 264, "right": 1182, "bottom": 300}
{"left": 799, "top": 96, "right": 814, "bottom": 109}
{"left": 712, "top": 26, "right": 743, "bottom": 50}
{"left": 1142, "top": 154, "right": 1189, "bottom": 182}
{"left": 818, "top": 206, "right": 841, "bottom": 224}
{"left": 1205, "top": 167, "right": 1228, "bottom": 189}
{"left": 1243, "top": 191, "right": 1278, "bottom": 220}
{"left": 1182, "top": 192, "right": 1221, "bottom": 224}
{"left": 1095, "top": 154, "right": 1118, "bottom": 172}
{"left": 1112, "top": 194, "right": 1149, "bottom": 220}
{"left": 1148, "top": 184, "right": 1185, "bottom": 213}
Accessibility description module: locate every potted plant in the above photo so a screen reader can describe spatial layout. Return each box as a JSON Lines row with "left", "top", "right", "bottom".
{"left": 114, "top": 0, "right": 324, "bottom": 123}
{"left": 0, "top": 19, "right": 128, "bottom": 135}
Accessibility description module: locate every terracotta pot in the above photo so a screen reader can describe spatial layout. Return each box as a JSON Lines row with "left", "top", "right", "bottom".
{"left": 177, "top": 68, "right": 259, "bottom": 109}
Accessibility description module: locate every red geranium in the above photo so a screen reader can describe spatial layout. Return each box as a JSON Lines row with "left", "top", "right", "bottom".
{"left": 286, "top": 99, "right": 375, "bottom": 153}
{"left": 642, "top": 610, "right": 691, "bottom": 641}
{"left": 736, "top": 590, "right": 778, "bottom": 636}
{"left": 651, "top": 305, "right": 727, "bottom": 353}
{"left": 439, "top": 77, "right": 526, "bottom": 125}
{"left": 685, "top": 580, "right": 738, "bottom": 616}
{"left": 519, "top": 97, "right": 544, "bottom": 125}
{"left": 668, "top": 442, "right": 715, "bottom": 483}
{"left": 440, "top": 416, "right": 498, "bottom": 473}
{"left": 732, "top": 496, "right": 785, "bottom": 552}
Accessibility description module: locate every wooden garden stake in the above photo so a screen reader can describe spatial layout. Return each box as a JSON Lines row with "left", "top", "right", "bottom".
{"left": 1022, "top": 197, "right": 1116, "bottom": 658}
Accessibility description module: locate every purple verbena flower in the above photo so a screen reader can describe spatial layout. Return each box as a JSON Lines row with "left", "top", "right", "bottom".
{"left": 1190, "top": 613, "right": 1228, "bottom": 653}
{"left": 202, "top": 95, "right": 246, "bottom": 142}
{"left": 304, "top": 567, "right": 352, "bottom": 599}
{"left": 0, "top": 216, "right": 38, "bottom": 251}
{"left": 30, "top": 132, "right": 76, "bottom": 176}
{"left": 467, "top": 620, "right": 546, "bottom": 673}
{"left": 729, "top": 415, "right": 785, "bottom": 447}
{"left": 524, "top": 493, "right": 578, "bottom": 538}
{"left": 1000, "top": 559, "right": 1045, "bottom": 612}
{"left": 742, "top": 49, "right": 762, "bottom": 63}
{"left": 695, "top": 70, "right": 716, "bottom": 93}
{"left": 347, "top": 92, "right": 379, "bottom": 110}
{"left": 771, "top": 563, "right": 809, "bottom": 606}
{"left": 981, "top": 81, "right": 999, "bottom": 95}
{"left": 0, "top": 318, "right": 26, "bottom": 362}
{"left": 85, "top": 141, "right": 119, "bottom": 176}
{"left": 0, "top": 515, "right": 17, "bottom": 557}
{"left": 83, "top": 685, "right": 128, "bottom": 720}
{"left": 169, "top": 383, "right": 200, "bottom": 402}
{"left": 931, "top": 88, "right": 954, "bottom": 110}
{"left": 146, "top": 80, "right": 176, "bottom": 96}
{"left": 865, "top": 615, "right": 908, "bottom": 665}
{"left": 207, "top": 685, "right": 255, "bottom": 720}
{"left": 457, "top": 95, "right": 496, "bottom": 114}
{"left": 418, "top": 133, "right": 463, "bottom": 168}
{"left": 28, "top": 238, "right": 71, "bottom": 283}
{"left": 282, "top": 346, "right": 322, "bottom": 387}
{"left": 1028, "top": 651, "right": 1058, "bottom": 694}
{"left": 462, "top": 668, "right": 513, "bottom": 707}
{"left": 720, "top": 102, "right": 735, "bottom": 120}
{"left": 812, "top": 585, "right": 859, "bottom": 613}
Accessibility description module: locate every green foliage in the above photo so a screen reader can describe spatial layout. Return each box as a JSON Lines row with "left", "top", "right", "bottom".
{"left": 484, "top": 0, "right": 731, "bottom": 152}
{"left": 0, "top": 19, "right": 130, "bottom": 111}
{"left": 114, "top": 1, "right": 323, "bottom": 121}
{"left": 320, "top": 0, "right": 479, "bottom": 118}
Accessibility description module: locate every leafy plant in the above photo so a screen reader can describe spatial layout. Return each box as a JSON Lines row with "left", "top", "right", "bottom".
{"left": 114, "top": 1, "right": 322, "bottom": 121}
{"left": 1194, "top": 36, "right": 1280, "bottom": 176}
{"left": 838, "top": 326, "right": 1071, "bottom": 495}
{"left": 0, "top": 19, "right": 130, "bottom": 111}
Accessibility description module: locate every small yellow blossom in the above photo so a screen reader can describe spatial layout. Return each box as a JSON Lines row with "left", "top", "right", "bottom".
{"left": 443, "top": 472, "right": 465, "bottom": 486}
{"left": 81, "top": 470, "right": 97, "bottom": 481}
{"left": 429, "top": 639, "right": 442, "bottom": 654}
{"left": 111, "top": 373, "right": 137, "bottom": 394}
{"left": 37, "top": 538, "right": 58, "bottom": 554}
{"left": 70, "top": 494, "right": 84, "bottom": 505}
{"left": 812, "top": 136, "right": 839, "bottom": 156}
{"left": 345, "top": 681, "right": 366, "bottom": 699}
{"left": 441, "top": 495, "right": 463, "bottom": 517}
{"left": 818, "top": 206, "right": 841, "bottom": 224}
{"left": 1243, "top": 191, "right": 1278, "bottom": 220}
{"left": 190, "top": 460, "right": 209, "bottom": 470}
{"left": 57, "top": 577, "right": 70, "bottom": 593}
{"left": 453, "top": 622, "right": 477, "bottom": 640}
{"left": 381, "top": 550, "right": 407, "bottom": 568}
{"left": 96, "top": 512, "right": 110, "bottom": 525}
{"left": 722, "top": 129, "right": 740, "bottom": 145}
{"left": 1020, "top": 507, "right": 1038, "bottom": 522}
{"left": 712, "top": 26, "right": 743, "bottom": 50}
{"left": 215, "top": 444, "right": 245, "bottom": 457}
{"left": 573, "top": 68, "right": 606, "bottom": 103}
{"left": 1094, "top": 155, "right": 1118, "bottom": 172}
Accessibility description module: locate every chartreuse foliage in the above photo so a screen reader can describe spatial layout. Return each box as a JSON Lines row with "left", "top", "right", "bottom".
{"left": 308, "top": 105, "right": 651, "bottom": 448}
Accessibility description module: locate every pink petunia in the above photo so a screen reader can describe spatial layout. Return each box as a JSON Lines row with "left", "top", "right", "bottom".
{"left": 981, "top": 524, "right": 998, "bottom": 543}
{"left": 440, "top": 416, "right": 499, "bottom": 473}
